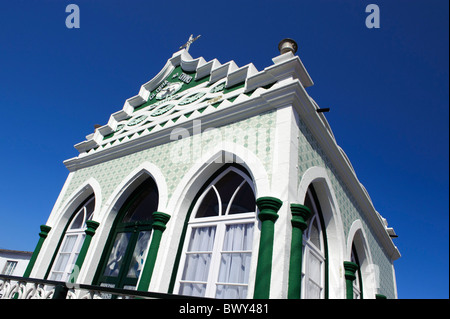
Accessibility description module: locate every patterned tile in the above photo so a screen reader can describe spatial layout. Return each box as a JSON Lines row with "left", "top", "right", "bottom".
{"left": 297, "top": 118, "right": 396, "bottom": 298}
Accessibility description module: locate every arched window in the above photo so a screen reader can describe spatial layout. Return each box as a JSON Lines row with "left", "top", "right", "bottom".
{"left": 94, "top": 178, "right": 158, "bottom": 291}
{"left": 176, "top": 167, "right": 256, "bottom": 298}
{"left": 302, "top": 185, "right": 327, "bottom": 299}
{"left": 351, "top": 244, "right": 363, "bottom": 299}
{"left": 49, "top": 195, "right": 95, "bottom": 282}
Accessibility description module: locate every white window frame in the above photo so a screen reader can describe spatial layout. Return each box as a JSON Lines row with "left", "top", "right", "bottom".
{"left": 301, "top": 188, "right": 326, "bottom": 299}
{"left": 351, "top": 247, "right": 362, "bottom": 299}
{"left": 175, "top": 167, "right": 257, "bottom": 298}
{"left": 49, "top": 196, "right": 95, "bottom": 282}
{"left": 2, "top": 260, "right": 18, "bottom": 275}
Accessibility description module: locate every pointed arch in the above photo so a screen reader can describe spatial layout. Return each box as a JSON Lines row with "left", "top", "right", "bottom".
{"left": 47, "top": 177, "right": 102, "bottom": 228}
{"left": 37, "top": 177, "right": 101, "bottom": 279}
{"left": 101, "top": 161, "right": 168, "bottom": 224}
{"left": 166, "top": 142, "right": 270, "bottom": 222}
{"left": 298, "top": 166, "right": 346, "bottom": 299}
{"left": 75, "top": 162, "right": 166, "bottom": 285}
{"left": 154, "top": 144, "right": 269, "bottom": 294}
{"left": 347, "top": 220, "right": 377, "bottom": 299}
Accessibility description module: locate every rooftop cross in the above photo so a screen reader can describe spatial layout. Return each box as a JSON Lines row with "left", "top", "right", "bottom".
{"left": 179, "top": 34, "right": 201, "bottom": 52}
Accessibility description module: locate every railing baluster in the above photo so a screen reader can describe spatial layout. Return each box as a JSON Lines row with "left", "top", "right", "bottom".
{"left": 1, "top": 274, "right": 204, "bottom": 299}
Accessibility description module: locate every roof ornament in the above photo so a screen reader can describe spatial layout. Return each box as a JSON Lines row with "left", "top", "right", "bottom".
{"left": 278, "top": 38, "right": 298, "bottom": 55}
{"left": 179, "top": 34, "right": 201, "bottom": 52}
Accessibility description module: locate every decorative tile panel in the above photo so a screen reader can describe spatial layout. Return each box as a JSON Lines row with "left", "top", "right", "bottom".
{"left": 58, "top": 110, "right": 276, "bottom": 211}
{"left": 297, "top": 118, "right": 396, "bottom": 298}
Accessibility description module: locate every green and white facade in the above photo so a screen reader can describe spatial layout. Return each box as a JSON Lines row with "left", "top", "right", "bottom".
{"left": 25, "top": 40, "right": 400, "bottom": 299}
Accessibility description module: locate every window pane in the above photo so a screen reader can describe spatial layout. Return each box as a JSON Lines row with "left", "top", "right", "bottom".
{"left": 70, "top": 196, "right": 95, "bottom": 229}
{"left": 179, "top": 226, "right": 216, "bottom": 296}
{"left": 218, "top": 253, "right": 252, "bottom": 284}
{"left": 2, "top": 261, "right": 17, "bottom": 275}
{"left": 216, "top": 284, "right": 248, "bottom": 299}
{"left": 50, "top": 272, "right": 63, "bottom": 281}
{"left": 217, "top": 223, "right": 254, "bottom": 298}
{"left": 214, "top": 171, "right": 244, "bottom": 212}
{"left": 122, "top": 182, "right": 158, "bottom": 223}
{"left": 61, "top": 235, "right": 78, "bottom": 253}
{"left": 85, "top": 197, "right": 95, "bottom": 220}
{"left": 307, "top": 281, "right": 322, "bottom": 299}
{"left": 308, "top": 252, "right": 322, "bottom": 284}
{"left": 309, "top": 218, "right": 321, "bottom": 249}
{"left": 188, "top": 226, "right": 216, "bottom": 252}
{"left": 70, "top": 209, "right": 85, "bottom": 229}
{"left": 126, "top": 231, "right": 151, "bottom": 278}
{"left": 103, "top": 232, "right": 131, "bottom": 277}
{"left": 181, "top": 253, "right": 212, "bottom": 282}
{"left": 182, "top": 227, "right": 216, "bottom": 282}
{"left": 179, "top": 283, "right": 207, "bottom": 297}
{"left": 222, "top": 223, "right": 254, "bottom": 251}
{"left": 228, "top": 182, "right": 255, "bottom": 214}
{"left": 53, "top": 253, "right": 70, "bottom": 272}
{"left": 195, "top": 188, "right": 219, "bottom": 218}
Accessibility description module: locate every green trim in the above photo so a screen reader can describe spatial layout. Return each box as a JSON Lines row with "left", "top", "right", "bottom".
{"left": 92, "top": 178, "right": 158, "bottom": 288}
{"left": 287, "top": 204, "right": 312, "bottom": 299}
{"left": 44, "top": 195, "right": 95, "bottom": 280}
{"left": 69, "top": 220, "right": 100, "bottom": 284}
{"left": 137, "top": 212, "right": 170, "bottom": 292}
{"left": 133, "top": 66, "right": 210, "bottom": 113}
{"left": 375, "top": 293, "right": 387, "bottom": 299}
{"left": 253, "top": 196, "right": 282, "bottom": 299}
{"left": 344, "top": 261, "right": 359, "bottom": 299}
{"left": 23, "top": 225, "right": 51, "bottom": 278}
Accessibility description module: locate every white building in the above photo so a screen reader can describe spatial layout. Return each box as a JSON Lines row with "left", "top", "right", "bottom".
{"left": 15, "top": 39, "right": 400, "bottom": 299}
{"left": 0, "top": 249, "right": 31, "bottom": 277}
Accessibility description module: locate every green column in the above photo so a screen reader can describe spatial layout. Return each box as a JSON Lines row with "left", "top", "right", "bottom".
{"left": 69, "top": 220, "right": 100, "bottom": 283}
{"left": 287, "top": 204, "right": 312, "bottom": 299}
{"left": 137, "top": 211, "right": 171, "bottom": 292}
{"left": 23, "top": 225, "right": 51, "bottom": 278}
{"left": 253, "top": 196, "right": 283, "bottom": 299}
{"left": 344, "top": 261, "right": 359, "bottom": 299}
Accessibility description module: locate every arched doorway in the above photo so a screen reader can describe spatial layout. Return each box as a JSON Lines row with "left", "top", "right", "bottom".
{"left": 94, "top": 178, "right": 158, "bottom": 290}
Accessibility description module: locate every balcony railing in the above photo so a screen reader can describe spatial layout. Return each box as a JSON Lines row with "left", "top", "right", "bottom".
{"left": 0, "top": 274, "right": 199, "bottom": 299}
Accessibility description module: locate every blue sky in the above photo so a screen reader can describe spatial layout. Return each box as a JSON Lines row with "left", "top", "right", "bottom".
{"left": 0, "top": 1, "right": 448, "bottom": 299}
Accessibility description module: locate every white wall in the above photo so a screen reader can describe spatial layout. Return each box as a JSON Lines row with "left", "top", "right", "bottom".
{"left": 0, "top": 250, "right": 32, "bottom": 277}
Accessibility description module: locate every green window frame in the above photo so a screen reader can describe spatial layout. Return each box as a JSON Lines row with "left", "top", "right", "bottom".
{"left": 92, "top": 178, "right": 158, "bottom": 293}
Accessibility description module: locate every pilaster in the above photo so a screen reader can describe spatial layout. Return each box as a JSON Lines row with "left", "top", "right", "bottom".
{"left": 137, "top": 211, "right": 171, "bottom": 292}
{"left": 253, "top": 197, "right": 282, "bottom": 299}
{"left": 287, "top": 204, "right": 312, "bottom": 299}
{"left": 23, "top": 225, "right": 51, "bottom": 278}
{"left": 344, "top": 261, "right": 359, "bottom": 299}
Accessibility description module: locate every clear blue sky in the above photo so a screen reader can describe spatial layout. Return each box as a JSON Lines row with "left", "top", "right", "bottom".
{"left": 0, "top": 0, "right": 448, "bottom": 299}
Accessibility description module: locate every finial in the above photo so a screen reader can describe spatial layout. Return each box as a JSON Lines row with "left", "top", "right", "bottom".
{"left": 179, "top": 34, "right": 201, "bottom": 52}
{"left": 278, "top": 38, "right": 298, "bottom": 55}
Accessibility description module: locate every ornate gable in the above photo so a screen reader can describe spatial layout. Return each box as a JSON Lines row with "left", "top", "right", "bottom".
{"left": 65, "top": 44, "right": 314, "bottom": 171}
